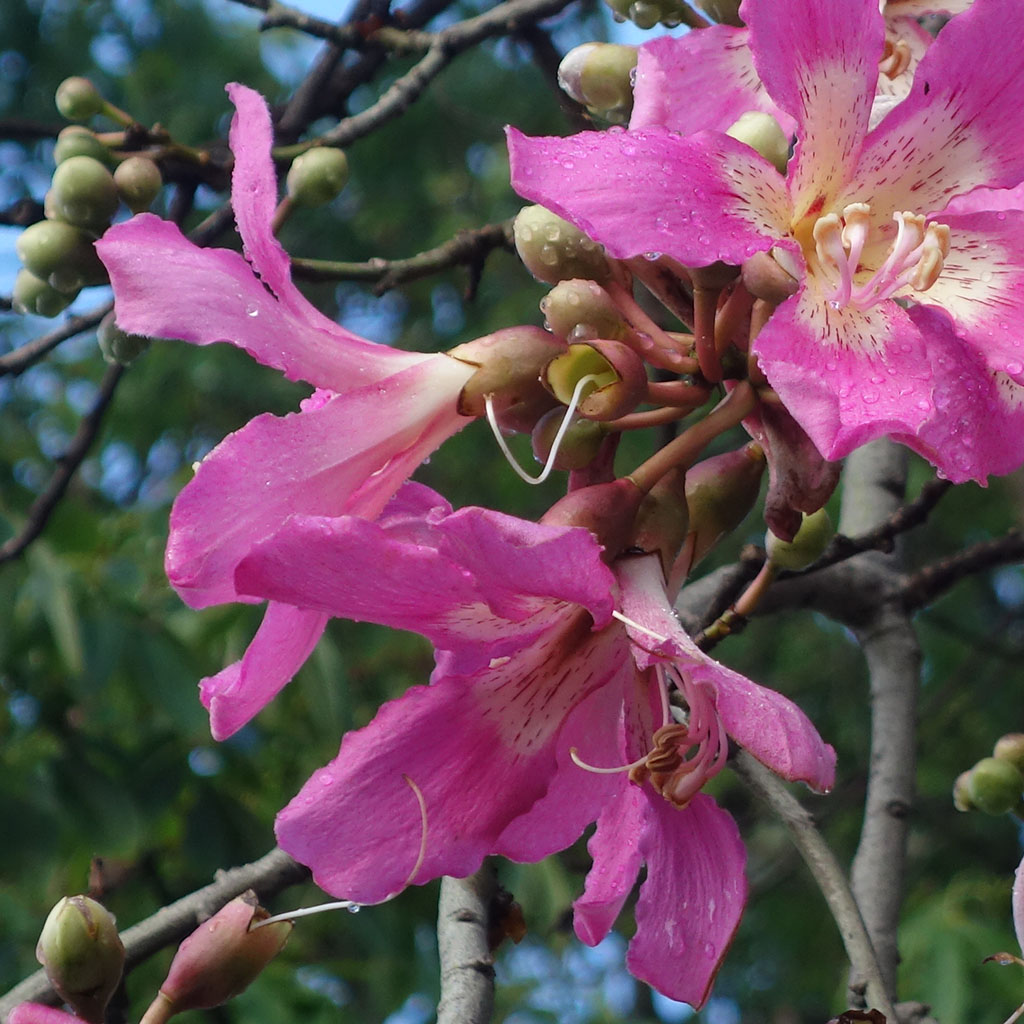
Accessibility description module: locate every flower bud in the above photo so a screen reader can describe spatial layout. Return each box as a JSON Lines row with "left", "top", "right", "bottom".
{"left": 631, "top": 467, "right": 690, "bottom": 576}
{"left": 558, "top": 44, "right": 638, "bottom": 123}
{"left": 725, "top": 111, "right": 789, "bottom": 175}
{"left": 541, "top": 279, "right": 628, "bottom": 343}
{"left": 55, "top": 77, "right": 104, "bottom": 121}
{"left": 994, "top": 734, "right": 1024, "bottom": 773}
{"left": 602, "top": 0, "right": 691, "bottom": 28}
{"left": 741, "top": 250, "right": 800, "bottom": 303}
{"left": 675, "top": 442, "right": 766, "bottom": 580}
{"left": 531, "top": 407, "right": 606, "bottom": 471}
{"left": 12, "top": 269, "right": 76, "bottom": 318}
{"left": 692, "top": 0, "right": 743, "bottom": 25}
{"left": 49, "top": 156, "right": 119, "bottom": 231}
{"left": 53, "top": 126, "right": 110, "bottom": 166}
{"left": 16, "top": 220, "right": 106, "bottom": 292}
{"left": 513, "top": 205, "right": 613, "bottom": 285}
{"left": 952, "top": 769, "right": 975, "bottom": 812}
{"left": 9, "top": 1003, "right": 81, "bottom": 1024}
{"left": 545, "top": 340, "right": 647, "bottom": 421}
{"left": 152, "top": 892, "right": 292, "bottom": 1016}
{"left": 114, "top": 156, "right": 163, "bottom": 213}
{"left": 541, "top": 478, "right": 644, "bottom": 558}
{"left": 286, "top": 147, "right": 350, "bottom": 206}
{"left": 97, "top": 312, "right": 152, "bottom": 364}
{"left": 765, "top": 507, "right": 833, "bottom": 571}
{"left": 967, "top": 757, "right": 1024, "bottom": 816}
{"left": 36, "top": 896, "right": 125, "bottom": 1023}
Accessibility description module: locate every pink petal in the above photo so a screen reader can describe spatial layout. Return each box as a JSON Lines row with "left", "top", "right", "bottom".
{"left": 166, "top": 357, "right": 472, "bottom": 609}
{"left": 1013, "top": 854, "right": 1024, "bottom": 954}
{"left": 275, "top": 614, "right": 630, "bottom": 903}
{"left": 8, "top": 1006, "right": 80, "bottom": 1024}
{"left": 630, "top": 30, "right": 795, "bottom": 138}
{"left": 506, "top": 126, "right": 791, "bottom": 268}
{"left": 96, "top": 216, "right": 424, "bottom": 391}
{"left": 753, "top": 281, "right": 935, "bottom": 460}
{"left": 573, "top": 780, "right": 646, "bottom": 946}
{"left": 200, "top": 603, "right": 328, "bottom": 741}
{"left": 745, "top": 0, "right": 881, "bottom": 217}
{"left": 946, "top": 182, "right": 1024, "bottom": 215}
{"left": 627, "top": 794, "right": 746, "bottom": 1008}
{"left": 849, "top": 0, "right": 1024, "bottom": 217}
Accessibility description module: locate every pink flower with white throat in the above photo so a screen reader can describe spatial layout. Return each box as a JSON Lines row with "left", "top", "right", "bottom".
{"left": 509, "top": 0, "right": 1024, "bottom": 484}
{"left": 233, "top": 482, "right": 835, "bottom": 1006}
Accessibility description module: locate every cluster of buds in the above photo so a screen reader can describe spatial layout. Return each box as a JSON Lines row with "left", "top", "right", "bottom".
{"left": 13, "top": 77, "right": 164, "bottom": 318}
{"left": 954, "top": 734, "right": 1024, "bottom": 816}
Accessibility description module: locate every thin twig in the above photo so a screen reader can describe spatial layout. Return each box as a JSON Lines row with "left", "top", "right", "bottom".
{"left": 0, "top": 303, "right": 111, "bottom": 378}
{"left": 732, "top": 750, "right": 899, "bottom": 1024}
{"left": 436, "top": 865, "right": 498, "bottom": 1024}
{"left": 0, "top": 849, "right": 308, "bottom": 1022}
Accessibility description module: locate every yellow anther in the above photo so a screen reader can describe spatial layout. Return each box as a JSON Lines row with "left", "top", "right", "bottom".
{"left": 879, "top": 37, "right": 912, "bottom": 80}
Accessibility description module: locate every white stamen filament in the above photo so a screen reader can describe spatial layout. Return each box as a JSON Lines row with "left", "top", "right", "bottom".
{"left": 611, "top": 609, "right": 669, "bottom": 643}
{"left": 484, "top": 373, "right": 602, "bottom": 485}
{"left": 570, "top": 745, "right": 648, "bottom": 774}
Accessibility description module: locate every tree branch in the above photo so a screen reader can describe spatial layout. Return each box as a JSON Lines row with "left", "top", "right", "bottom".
{"left": 0, "top": 303, "right": 111, "bottom": 378}
{"left": 732, "top": 750, "right": 898, "bottom": 1023}
{"left": 0, "top": 848, "right": 309, "bottom": 1022}
{"left": 436, "top": 865, "right": 498, "bottom": 1024}
{"left": 0, "top": 360, "right": 124, "bottom": 566}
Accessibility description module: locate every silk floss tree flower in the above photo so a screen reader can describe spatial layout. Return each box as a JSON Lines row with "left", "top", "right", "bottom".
{"left": 231, "top": 479, "right": 836, "bottom": 1006}
{"left": 97, "top": 84, "right": 563, "bottom": 741}
{"left": 508, "top": 0, "right": 1024, "bottom": 485}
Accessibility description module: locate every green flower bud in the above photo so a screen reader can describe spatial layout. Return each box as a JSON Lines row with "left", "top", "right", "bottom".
{"left": 54, "top": 126, "right": 110, "bottom": 166}
{"left": 765, "top": 507, "right": 833, "bottom": 571}
{"left": 693, "top": 0, "right": 743, "bottom": 24}
{"left": 541, "top": 279, "right": 628, "bottom": 342}
{"left": 16, "top": 220, "right": 106, "bottom": 292}
{"left": 952, "top": 769, "right": 975, "bottom": 812}
{"left": 602, "top": 0, "right": 690, "bottom": 28}
{"left": 514, "top": 205, "right": 613, "bottom": 285}
{"left": 725, "top": 111, "right": 790, "bottom": 175}
{"left": 97, "top": 312, "right": 152, "bottom": 364}
{"left": 50, "top": 156, "right": 119, "bottom": 231}
{"left": 114, "top": 156, "right": 163, "bottom": 213}
{"left": 545, "top": 340, "right": 647, "bottom": 421}
{"left": 286, "top": 147, "right": 350, "bottom": 206}
{"left": 36, "top": 896, "right": 125, "bottom": 1024}
{"left": 531, "top": 407, "right": 606, "bottom": 471}
{"left": 967, "top": 757, "right": 1024, "bottom": 816}
{"left": 632, "top": 467, "right": 690, "bottom": 577}
{"left": 55, "top": 77, "right": 104, "bottom": 122}
{"left": 12, "top": 269, "right": 76, "bottom": 318}
{"left": 993, "top": 733, "right": 1024, "bottom": 773}
{"left": 558, "top": 44, "right": 638, "bottom": 123}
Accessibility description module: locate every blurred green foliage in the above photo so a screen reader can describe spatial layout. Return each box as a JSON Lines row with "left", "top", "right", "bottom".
{"left": 2, "top": 2, "right": 1024, "bottom": 1024}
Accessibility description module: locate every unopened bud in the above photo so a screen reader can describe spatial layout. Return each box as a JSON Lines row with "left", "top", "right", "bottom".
{"left": 36, "top": 896, "right": 125, "bottom": 1024}
{"left": 451, "top": 326, "right": 564, "bottom": 433}
{"left": 692, "top": 0, "right": 743, "bottom": 25}
{"left": 152, "top": 892, "right": 292, "bottom": 1016}
{"left": 55, "top": 77, "right": 104, "bottom": 122}
{"left": 558, "top": 44, "right": 638, "bottom": 123}
{"left": 97, "top": 312, "right": 152, "bottom": 364}
{"left": 631, "top": 467, "right": 690, "bottom": 576}
{"left": 531, "top": 407, "right": 606, "bottom": 471}
{"left": 742, "top": 250, "right": 800, "bottom": 303}
{"left": 602, "top": 0, "right": 690, "bottom": 27}
{"left": 541, "top": 478, "right": 644, "bottom": 558}
{"left": 765, "top": 507, "right": 833, "bottom": 571}
{"left": 53, "top": 126, "right": 110, "bottom": 166}
{"left": 50, "top": 156, "right": 119, "bottom": 231}
{"left": 725, "top": 112, "right": 789, "bottom": 175}
{"left": 513, "top": 205, "right": 613, "bottom": 285}
{"left": 286, "top": 147, "right": 350, "bottom": 206}
{"left": 952, "top": 769, "right": 975, "bottom": 812}
{"left": 114, "top": 156, "right": 163, "bottom": 213}
{"left": 16, "top": 220, "right": 106, "bottom": 293}
{"left": 12, "top": 269, "right": 76, "bottom": 318}
{"left": 545, "top": 340, "right": 646, "bottom": 421}
{"left": 994, "top": 734, "right": 1024, "bottom": 773}
{"left": 967, "top": 757, "right": 1024, "bottom": 816}
{"left": 541, "top": 279, "right": 628, "bottom": 342}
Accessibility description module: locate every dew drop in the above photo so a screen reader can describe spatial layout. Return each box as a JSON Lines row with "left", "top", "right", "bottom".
{"left": 1006, "top": 360, "right": 1023, "bottom": 376}
{"left": 347, "top": 904, "right": 361, "bottom": 914}
{"left": 245, "top": 304, "right": 260, "bottom": 318}
{"left": 862, "top": 387, "right": 880, "bottom": 404}
{"left": 980, "top": 270, "right": 994, "bottom": 283}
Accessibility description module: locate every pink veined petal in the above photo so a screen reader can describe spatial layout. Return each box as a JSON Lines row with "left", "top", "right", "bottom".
{"left": 166, "top": 356, "right": 473, "bottom": 608}
{"left": 275, "top": 613, "right": 631, "bottom": 903}
{"left": 96, "top": 216, "right": 425, "bottom": 391}
{"left": 744, "top": 0, "right": 882, "bottom": 219}
{"left": 627, "top": 794, "right": 746, "bottom": 1009}
{"left": 573, "top": 780, "right": 646, "bottom": 947}
{"left": 615, "top": 555, "right": 836, "bottom": 792}
{"left": 945, "top": 181, "right": 1024, "bottom": 215}
{"left": 848, "top": 0, "right": 1024, "bottom": 219}
{"left": 506, "top": 126, "right": 790, "bottom": 268}
{"left": 753, "top": 280, "right": 935, "bottom": 460}
{"left": 886, "top": 0, "right": 974, "bottom": 16}
{"left": 199, "top": 602, "right": 328, "bottom": 741}
{"left": 8, "top": 1005, "right": 80, "bottom": 1024}
{"left": 891, "top": 306, "right": 1024, "bottom": 483}
{"left": 914, "top": 211, "right": 1024, "bottom": 385}
{"left": 1013, "top": 854, "right": 1024, "bottom": 954}
{"left": 630, "top": 30, "right": 795, "bottom": 138}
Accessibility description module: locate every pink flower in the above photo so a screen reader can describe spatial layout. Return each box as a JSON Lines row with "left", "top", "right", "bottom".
{"left": 7, "top": 1007, "right": 80, "bottom": 1024}
{"left": 1014, "top": 855, "right": 1024, "bottom": 956}
{"left": 96, "top": 85, "right": 477, "bottom": 740}
{"left": 234, "top": 482, "right": 835, "bottom": 1006}
{"left": 508, "top": 0, "right": 1024, "bottom": 483}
